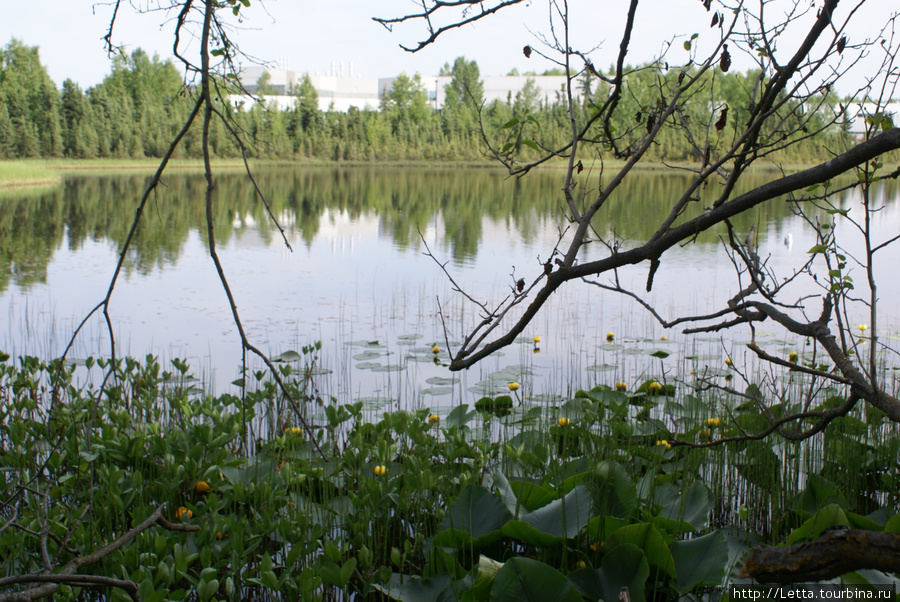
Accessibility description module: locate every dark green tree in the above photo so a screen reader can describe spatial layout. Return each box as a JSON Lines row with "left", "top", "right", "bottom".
{"left": 439, "top": 57, "right": 483, "bottom": 135}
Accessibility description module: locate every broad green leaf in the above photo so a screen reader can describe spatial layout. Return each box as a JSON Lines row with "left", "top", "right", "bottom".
{"left": 510, "top": 480, "right": 557, "bottom": 512}
{"left": 373, "top": 573, "right": 453, "bottom": 602}
{"left": 603, "top": 523, "right": 676, "bottom": 578}
{"left": 570, "top": 543, "right": 649, "bottom": 602}
{"left": 799, "top": 473, "right": 848, "bottom": 515}
{"left": 671, "top": 531, "right": 728, "bottom": 593}
{"left": 436, "top": 485, "right": 513, "bottom": 548}
{"left": 786, "top": 504, "right": 849, "bottom": 545}
{"left": 521, "top": 484, "right": 593, "bottom": 539}
{"left": 489, "top": 557, "right": 582, "bottom": 601}
{"left": 521, "top": 139, "right": 540, "bottom": 152}
{"left": 660, "top": 481, "right": 711, "bottom": 531}
{"left": 590, "top": 461, "right": 638, "bottom": 518}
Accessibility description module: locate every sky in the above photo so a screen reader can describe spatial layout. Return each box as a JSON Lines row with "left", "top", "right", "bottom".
{"left": 2, "top": 1, "right": 896, "bottom": 95}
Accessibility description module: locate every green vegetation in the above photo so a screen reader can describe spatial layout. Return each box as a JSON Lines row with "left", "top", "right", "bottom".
{"left": 0, "top": 161, "right": 60, "bottom": 188}
{"left": 0, "top": 38, "right": 860, "bottom": 169}
{"left": 2, "top": 349, "right": 899, "bottom": 600}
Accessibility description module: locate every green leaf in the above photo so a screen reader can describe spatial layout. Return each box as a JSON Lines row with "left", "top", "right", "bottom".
{"left": 521, "top": 484, "right": 593, "bottom": 539}
{"left": 569, "top": 544, "right": 650, "bottom": 602}
{"left": 649, "top": 350, "right": 670, "bottom": 359}
{"left": 603, "top": 523, "right": 676, "bottom": 579}
{"left": 501, "top": 118, "right": 520, "bottom": 129}
{"left": 799, "top": 474, "right": 849, "bottom": 515}
{"left": 659, "top": 481, "right": 711, "bottom": 531}
{"left": 807, "top": 244, "right": 827, "bottom": 254}
{"left": 261, "top": 569, "right": 279, "bottom": 590}
{"left": 521, "top": 139, "right": 540, "bottom": 152}
{"left": 510, "top": 480, "right": 557, "bottom": 512}
{"left": 372, "top": 573, "right": 453, "bottom": 602}
{"left": 589, "top": 461, "right": 637, "bottom": 518}
{"left": 489, "top": 558, "right": 582, "bottom": 601}
{"left": 786, "top": 504, "right": 849, "bottom": 545}
{"left": 671, "top": 531, "right": 728, "bottom": 593}
{"left": 436, "top": 486, "right": 512, "bottom": 548}
{"left": 340, "top": 557, "right": 357, "bottom": 586}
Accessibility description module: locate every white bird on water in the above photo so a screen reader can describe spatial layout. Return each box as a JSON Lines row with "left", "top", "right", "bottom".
{"left": 784, "top": 233, "right": 793, "bottom": 250}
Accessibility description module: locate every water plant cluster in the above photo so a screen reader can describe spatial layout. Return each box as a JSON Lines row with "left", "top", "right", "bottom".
{"left": 2, "top": 347, "right": 899, "bottom": 601}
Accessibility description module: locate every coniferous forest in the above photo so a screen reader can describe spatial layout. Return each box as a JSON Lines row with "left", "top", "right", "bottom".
{"left": 0, "top": 39, "right": 855, "bottom": 165}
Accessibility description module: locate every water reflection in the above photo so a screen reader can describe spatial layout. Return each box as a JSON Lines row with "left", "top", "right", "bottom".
{"left": 1, "top": 167, "right": 897, "bottom": 406}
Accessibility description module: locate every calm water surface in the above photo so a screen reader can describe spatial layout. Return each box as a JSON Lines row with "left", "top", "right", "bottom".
{"left": 2, "top": 167, "right": 898, "bottom": 412}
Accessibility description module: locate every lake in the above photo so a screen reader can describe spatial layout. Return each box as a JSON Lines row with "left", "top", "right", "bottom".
{"left": 2, "top": 166, "right": 898, "bottom": 413}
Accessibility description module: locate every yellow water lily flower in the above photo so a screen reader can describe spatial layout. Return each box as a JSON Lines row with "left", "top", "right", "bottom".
{"left": 533, "top": 336, "right": 541, "bottom": 343}
{"left": 615, "top": 382, "right": 627, "bottom": 391}
{"left": 286, "top": 427, "right": 304, "bottom": 435}
{"left": 858, "top": 324, "right": 868, "bottom": 331}
{"left": 647, "top": 381, "right": 663, "bottom": 393}
{"left": 428, "top": 414, "right": 440, "bottom": 424}
{"left": 788, "top": 351, "right": 799, "bottom": 363}
{"left": 660, "top": 335, "right": 668, "bottom": 341}
{"left": 606, "top": 332, "right": 615, "bottom": 342}
{"left": 558, "top": 417, "right": 571, "bottom": 427}
{"left": 194, "top": 480, "right": 211, "bottom": 494}
{"left": 698, "top": 429, "right": 712, "bottom": 439}
{"left": 374, "top": 465, "right": 387, "bottom": 477}
{"left": 432, "top": 345, "right": 440, "bottom": 354}
{"left": 705, "top": 417, "right": 723, "bottom": 428}
{"left": 508, "top": 382, "right": 520, "bottom": 391}
{"left": 175, "top": 506, "right": 192, "bottom": 521}
{"left": 655, "top": 440, "right": 672, "bottom": 450}
{"left": 725, "top": 358, "right": 733, "bottom": 366}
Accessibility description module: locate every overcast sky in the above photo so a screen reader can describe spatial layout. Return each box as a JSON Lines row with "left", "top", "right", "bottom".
{"left": 2, "top": 1, "right": 895, "bottom": 95}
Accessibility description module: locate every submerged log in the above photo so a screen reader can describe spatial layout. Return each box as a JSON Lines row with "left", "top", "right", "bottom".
{"left": 740, "top": 529, "right": 900, "bottom": 583}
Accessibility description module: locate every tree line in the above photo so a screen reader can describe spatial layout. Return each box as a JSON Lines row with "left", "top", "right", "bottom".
{"left": 0, "top": 39, "right": 852, "bottom": 164}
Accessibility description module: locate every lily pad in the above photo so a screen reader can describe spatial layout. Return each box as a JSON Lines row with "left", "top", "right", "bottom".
{"left": 586, "top": 364, "right": 618, "bottom": 372}
{"left": 426, "top": 376, "right": 457, "bottom": 386}
{"left": 271, "top": 350, "right": 302, "bottom": 362}
{"left": 371, "top": 365, "right": 404, "bottom": 372}
{"left": 421, "top": 387, "right": 454, "bottom": 396}
{"left": 353, "top": 351, "right": 384, "bottom": 361}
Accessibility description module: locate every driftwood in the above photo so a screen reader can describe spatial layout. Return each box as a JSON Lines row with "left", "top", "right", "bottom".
{"left": 740, "top": 529, "right": 900, "bottom": 584}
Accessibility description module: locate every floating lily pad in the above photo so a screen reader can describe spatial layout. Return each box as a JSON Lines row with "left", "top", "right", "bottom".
{"left": 586, "top": 364, "right": 618, "bottom": 372}
{"left": 468, "top": 383, "right": 509, "bottom": 396}
{"left": 648, "top": 350, "right": 670, "bottom": 359}
{"left": 530, "top": 393, "right": 568, "bottom": 404}
{"left": 346, "top": 340, "right": 385, "bottom": 348}
{"left": 598, "top": 343, "right": 623, "bottom": 351}
{"left": 426, "top": 376, "right": 456, "bottom": 386}
{"left": 272, "top": 350, "right": 302, "bottom": 362}
{"left": 397, "top": 334, "right": 423, "bottom": 341}
{"left": 353, "top": 351, "right": 385, "bottom": 361}
{"left": 357, "top": 396, "right": 395, "bottom": 410}
{"left": 356, "top": 362, "right": 381, "bottom": 369}
{"left": 371, "top": 365, "right": 404, "bottom": 372}
{"left": 421, "top": 387, "right": 454, "bottom": 396}
{"left": 407, "top": 354, "right": 440, "bottom": 363}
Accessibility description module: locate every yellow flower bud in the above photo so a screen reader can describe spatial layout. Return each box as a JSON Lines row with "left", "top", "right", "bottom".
{"left": 508, "top": 382, "right": 520, "bottom": 391}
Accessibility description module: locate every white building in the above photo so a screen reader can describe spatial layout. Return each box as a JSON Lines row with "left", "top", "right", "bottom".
{"left": 231, "top": 66, "right": 580, "bottom": 113}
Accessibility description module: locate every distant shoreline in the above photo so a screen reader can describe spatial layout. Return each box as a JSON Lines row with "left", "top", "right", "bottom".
{"left": 0, "top": 157, "right": 824, "bottom": 190}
